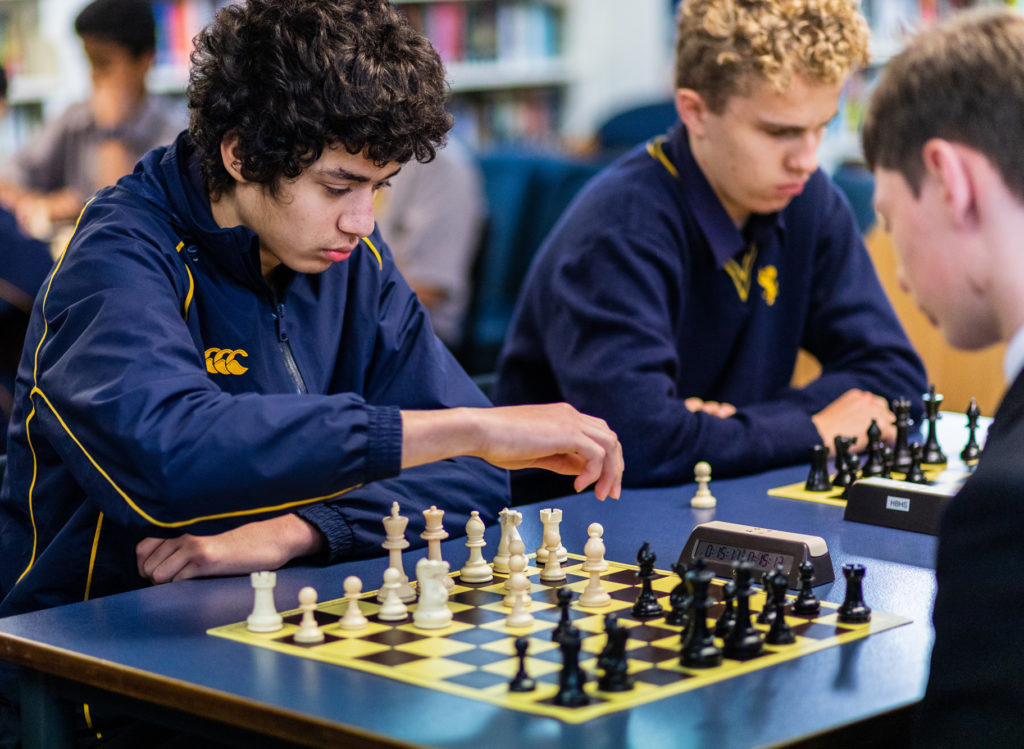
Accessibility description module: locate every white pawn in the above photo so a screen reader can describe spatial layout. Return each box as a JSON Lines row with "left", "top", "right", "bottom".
{"left": 293, "top": 586, "right": 325, "bottom": 644}
{"left": 460, "top": 511, "right": 493, "bottom": 583}
{"left": 505, "top": 567, "right": 534, "bottom": 628}
{"left": 339, "top": 575, "right": 369, "bottom": 631}
{"left": 492, "top": 507, "right": 522, "bottom": 575}
{"left": 504, "top": 538, "right": 531, "bottom": 608}
{"left": 578, "top": 523, "right": 611, "bottom": 607}
{"left": 502, "top": 532, "right": 528, "bottom": 593}
{"left": 413, "top": 557, "right": 453, "bottom": 629}
{"left": 539, "top": 510, "right": 566, "bottom": 582}
{"left": 377, "top": 567, "right": 409, "bottom": 622}
{"left": 691, "top": 461, "right": 717, "bottom": 508}
{"left": 246, "top": 571, "right": 283, "bottom": 633}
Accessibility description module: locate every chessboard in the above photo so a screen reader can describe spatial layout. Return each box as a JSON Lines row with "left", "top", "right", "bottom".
{"left": 208, "top": 553, "right": 910, "bottom": 724}
{"left": 766, "top": 462, "right": 974, "bottom": 508}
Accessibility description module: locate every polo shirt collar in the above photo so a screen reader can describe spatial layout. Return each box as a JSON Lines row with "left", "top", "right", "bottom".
{"left": 664, "top": 125, "right": 785, "bottom": 267}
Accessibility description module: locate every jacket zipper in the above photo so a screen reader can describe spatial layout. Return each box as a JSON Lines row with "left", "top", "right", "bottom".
{"left": 273, "top": 302, "right": 307, "bottom": 394}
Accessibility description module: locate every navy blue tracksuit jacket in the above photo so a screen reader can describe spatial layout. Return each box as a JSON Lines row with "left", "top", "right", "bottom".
{"left": 0, "top": 133, "right": 507, "bottom": 617}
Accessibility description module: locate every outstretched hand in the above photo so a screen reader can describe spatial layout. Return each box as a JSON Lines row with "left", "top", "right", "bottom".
{"left": 401, "top": 403, "right": 624, "bottom": 500}
{"left": 472, "top": 404, "right": 624, "bottom": 499}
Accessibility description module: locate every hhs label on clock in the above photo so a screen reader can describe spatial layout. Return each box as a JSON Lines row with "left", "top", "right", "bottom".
{"left": 886, "top": 496, "right": 911, "bottom": 512}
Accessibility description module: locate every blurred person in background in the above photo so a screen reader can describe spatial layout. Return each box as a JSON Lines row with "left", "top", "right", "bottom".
{"left": 375, "top": 134, "right": 485, "bottom": 348}
{"left": 0, "top": 0, "right": 184, "bottom": 236}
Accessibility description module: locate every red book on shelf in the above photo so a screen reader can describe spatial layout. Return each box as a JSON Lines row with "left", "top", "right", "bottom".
{"left": 180, "top": 0, "right": 204, "bottom": 62}
{"left": 171, "top": 1, "right": 190, "bottom": 67}
{"left": 426, "top": 2, "right": 466, "bottom": 64}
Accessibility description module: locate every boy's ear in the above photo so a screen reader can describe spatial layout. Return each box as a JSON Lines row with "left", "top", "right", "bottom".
{"left": 675, "top": 89, "right": 709, "bottom": 136}
{"left": 220, "top": 132, "right": 245, "bottom": 182}
{"left": 922, "top": 138, "right": 973, "bottom": 228}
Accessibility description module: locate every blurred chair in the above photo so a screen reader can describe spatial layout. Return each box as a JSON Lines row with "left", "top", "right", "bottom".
{"left": 832, "top": 161, "right": 877, "bottom": 234}
{"left": 594, "top": 99, "right": 678, "bottom": 157}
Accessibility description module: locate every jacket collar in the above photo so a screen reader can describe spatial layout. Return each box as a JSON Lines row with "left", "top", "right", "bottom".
{"left": 156, "top": 132, "right": 266, "bottom": 287}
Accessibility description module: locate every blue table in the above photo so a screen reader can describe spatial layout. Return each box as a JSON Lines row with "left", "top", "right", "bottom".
{"left": 0, "top": 414, "right": 983, "bottom": 748}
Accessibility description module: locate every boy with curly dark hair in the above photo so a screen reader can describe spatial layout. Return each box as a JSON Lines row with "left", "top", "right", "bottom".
{"left": 0, "top": 0, "right": 621, "bottom": 678}
{"left": 0, "top": 0, "right": 622, "bottom": 742}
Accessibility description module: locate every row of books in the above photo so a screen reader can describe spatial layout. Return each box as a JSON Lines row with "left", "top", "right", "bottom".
{"left": 863, "top": 0, "right": 1017, "bottom": 59}
{"left": 400, "top": 1, "right": 562, "bottom": 65}
{"left": 825, "top": 0, "right": 1019, "bottom": 168}
{"left": 449, "top": 88, "right": 562, "bottom": 148}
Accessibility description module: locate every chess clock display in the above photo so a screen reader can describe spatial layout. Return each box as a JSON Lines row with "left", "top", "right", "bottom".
{"left": 679, "top": 520, "right": 834, "bottom": 588}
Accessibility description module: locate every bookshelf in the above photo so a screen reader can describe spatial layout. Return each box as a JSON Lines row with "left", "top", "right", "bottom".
{"left": 396, "top": 0, "right": 673, "bottom": 149}
{"left": 0, "top": 0, "right": 674, "bottom": 155}
{"left": 396, "top": 0, "right": 570, "bottom": 146}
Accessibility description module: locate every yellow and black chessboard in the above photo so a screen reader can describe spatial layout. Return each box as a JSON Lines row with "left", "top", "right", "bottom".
{"left": 208, "top": 554, "right": 910, "bottom": 723}
{"left": 768, "top": 463, "right": 973, "bottom": 507}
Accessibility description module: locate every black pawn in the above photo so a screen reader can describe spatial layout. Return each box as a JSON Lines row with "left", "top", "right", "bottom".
{"left": 904, "top": 442, "right": 928, "bottom": 484}
{"left": 632, "top": 542, "right": 664, "bottom": 619}
{"left": 680, "top": 566, "right": 723, "bottom": 668}
{"left": 756, "top": 569, "right": 778, "bottom": 625}
{"left": 665, "top": 561, "right": 690, "bottom": 627}
{"left": 552, "top": 624, "right": 589, "bottom": 707}
{"left": 714, "top": 581, "right": 737, "bottom": 638}
{"left": 832, "top": 435, "right": 857, "bottom": 489}
{"left": 509, "top": 636, "right": 536, "bottom": 692}
{"left": 722, "top": 563, "right": 764, "bottom": 659}
{"left": 845, "top": 438, "right": 863, "bottom": 476}
{"left": 792, "top": 561, "right": 821, "bottom": 616}
{"left": 551, "top": 586, "right": 574, "bottom": 642}
{"left": 921, "top": 385, "right": 948, "bottom": 465}
{"left": 891, "top": 397, "right": 914, "bottom": 474}
{"left": 597, "top": 614, "right": 633, "bottom": 692}
{"left": 861, "top": 420, "right": 888, "bottom": 478}
{"left": 961, "top": 398, "right": 982, "bottom": 463}
{"left": 765, "top": 570, "right": 796, "bottom": 645}
{"left": 838, "top": 563, "right": 872, "bottom": 623}
{"left": 882, "top": 443, "right": 894, "bottom": 474}
{"left": 805, "top": 443, "right": 832, "bottom": 491}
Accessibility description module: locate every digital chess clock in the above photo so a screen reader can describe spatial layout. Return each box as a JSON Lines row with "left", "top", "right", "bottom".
{"left": 679, "top": 521, "right": 834, "bottom": 588}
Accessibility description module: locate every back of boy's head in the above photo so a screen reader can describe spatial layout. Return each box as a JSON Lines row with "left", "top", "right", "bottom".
{"left": 864, "top": 9, "right": 1024, "bottom": 203}
{"left": 675, "top": 0, "right": 869, "bottom": 113}
{"left": 74, "top": 0, "right": 156, "bottom": 58}
{"left": 188, "top": 0, "right": 452, "bottom": 199}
